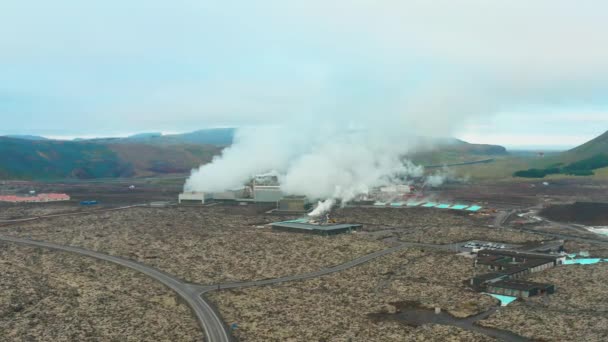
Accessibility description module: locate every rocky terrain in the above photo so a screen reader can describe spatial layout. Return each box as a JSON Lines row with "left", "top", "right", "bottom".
{"left": 0, "top": 243, "right": 201, "bottom": 341}
{"left": 334, "top": 207, "right": 543, "bottom": 244}
{"left": 479, "top": 263, "right": 608, "bottom": 341}
{"left": 1, "top": 205, "right": 386, "bottom": 284}
{"left": 208, "top": 248, "right": 498, "bottom": 341}
{"left": 0, "top": 202, "right": 94, "bottom": 220}
{"left": 564, "top": 240, "right": 608, "bottom": 258}
{"left": 0, "top": 201, "right": 565, "bottom": 341}
{"left": 333, "top": 207, "right": 485, "bottom": 229}
{"left": 395, "top": 225, "right": 543, "bottom": 244}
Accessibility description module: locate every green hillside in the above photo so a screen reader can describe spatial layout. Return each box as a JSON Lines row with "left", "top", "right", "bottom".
{"left": 88, "top": 128, "right": 235, "bottom": 146}
{"left": 512, "top": 130, "right": 608, "bottom": 178}
{"left": 0, "top": 133, "right": 509, "bottom": 180}
{"left": 409, "top": 139, "right": 507, "bottom": 166}
{"left": 0, "top": 137, "right": 222, "bottom": 180}
{"left": 562, "top": 130, "right": 608, "bottom": 162}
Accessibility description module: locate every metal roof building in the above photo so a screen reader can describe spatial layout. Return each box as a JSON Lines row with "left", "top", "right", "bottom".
{"left": 253, "top": 186, "right": 283, "bottom": 203}
{"left": 271, "top": 221, "right": 362, "bottom": 235}
{"left": 487, "top": 280, "right": 555, "bottom": 298}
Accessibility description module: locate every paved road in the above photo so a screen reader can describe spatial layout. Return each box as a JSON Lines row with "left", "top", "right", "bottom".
{"left": 493, "top": 210, "right": 514, "bottom": 228}
{"left": 0, "top": 235, "right": 230, "bottom": 342}
{"left": 424, "top": 158, "right": 495, "bottom": 169}
{"left": 0, "top": 206, "right": 545, "bottom": 340}
{"left": 200, "top": 241, "right": 455, "bottom": 294}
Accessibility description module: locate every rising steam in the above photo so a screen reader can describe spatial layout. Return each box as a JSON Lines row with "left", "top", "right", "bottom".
{"left": 182, "top": 1, "right": 608, "bottom": 211}
{"left": 308, "top": 199, "right": 336, "bottom": 217}
{"left": 184, "top": 122, "right": 432, "bottom": 208}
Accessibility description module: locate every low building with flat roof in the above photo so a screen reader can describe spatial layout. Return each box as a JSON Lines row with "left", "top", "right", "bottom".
{"left": 487, "top": 280, "right": 555, "bottom": 298}
{"left": 470, "top": 272, "right": 507, "bottom": 287}
{"left": 253, "top": 186, "right": 283, "bottom": 203}
{"left": 271, "top": 221, "right": 362, "bottom": 236}
{"left": 471, "top": 249, "right": 562, "bottom": 298}
{"left": 178, "top": 192, "right": 206, "bottom": 204}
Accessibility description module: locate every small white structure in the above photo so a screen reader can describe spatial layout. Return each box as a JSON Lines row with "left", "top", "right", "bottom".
{"left": 178, "top": 192, "right": 206, "bottom": 204}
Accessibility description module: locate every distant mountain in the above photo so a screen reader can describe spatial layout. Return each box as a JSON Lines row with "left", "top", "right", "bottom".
{"left": 0, "top": 129, "right": 510, "bottom": 180}
{"left": 126, "top": 132, "right": 163, "bottom": 139}
{"left": 409, "top": 138, "right": 508, "bottom": 166}
{"left": 2, "top": 135, "right": 49, "bottom": 141}
{"left": 88, "top": 128, "right": 235, "bottom": 146}
{"left": 0, "top": 137, "right": 222, "bottom": 180}
{"left": 165, "top": 128, "right": 235, "bottom": 146}
{"left": 441, "top": 138, "right": 508, "bottom": 155}
{"left": 513, "top": 130, "right": 608, "bottom": 178}
{"left": 564, "top": 130, "right": 608, "bottom": 161}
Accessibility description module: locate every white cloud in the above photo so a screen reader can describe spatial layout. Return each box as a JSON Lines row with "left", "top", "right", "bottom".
{"left": 1, "top": 0, "right": 608, "bottom": 142}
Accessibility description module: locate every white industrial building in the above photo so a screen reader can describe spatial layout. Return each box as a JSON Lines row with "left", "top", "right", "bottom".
{"left": 178, "top": 192, "right": 206, "bottom": 204}
{"left": 253, "top": 185, "right": 283, "bottom": 203}
{"left": 179, "top": 186, "right": 282, "bottom": 204}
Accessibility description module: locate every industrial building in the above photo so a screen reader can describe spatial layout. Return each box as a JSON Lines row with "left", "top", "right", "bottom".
{"left": 214, "top": 188, "right": 248, "bottom": 200}
{"left": 178, "top": 192, "right": 206, "bottom": 204}
{"left": 253, "top": 185, "right": 283, "bottom": 203}
{"left": 471, "top": 249, "right": 564, "bottom": 298}
{"left": 271, "top": 221, "right": 362, "bottom": 236}
{"left": 477, "top": 250, "right": 566, "bottom": 270}
{"left": 178, "top": 187, "right": 292, "bottom": 205}
{"left": 277, "top": 196, "right": 309, "bottom": 212}
{"left": 486, "top": 280, "right": 555, "bottom": 298}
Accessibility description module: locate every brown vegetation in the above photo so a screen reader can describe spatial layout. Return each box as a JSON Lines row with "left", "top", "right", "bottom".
{"left": 1, "top": 205, "right": 386, "bottom": 284}
{"left": 479, "top": 263, "right": 608, "bottom": 341}
{"left": 334, "top": 207, "right": 543, "bottom": 244}
{"left": 209, "top": 249, "right": 497, "bottom": 341}
{"left": 0, "top": 243, "right": 201, "bottom": 341}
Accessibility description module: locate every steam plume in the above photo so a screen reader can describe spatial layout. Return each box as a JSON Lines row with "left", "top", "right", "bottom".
{"left": 308, "top": 199, "right": 336, "bottom": 217}
{"left": 182, "top": 1, "right": 608, "bottom": 206}
{"left": 184, "top": 123, "right": 430, "bottom": 206}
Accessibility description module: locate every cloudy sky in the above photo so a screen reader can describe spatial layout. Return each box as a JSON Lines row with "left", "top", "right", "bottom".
{"left": 1, "top": 1, "right": 607, "bottom": 149}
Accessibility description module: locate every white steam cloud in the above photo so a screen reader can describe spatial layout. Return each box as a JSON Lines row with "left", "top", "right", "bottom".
{"left": 184, "top": 123, "right": 428, "bottom": 204}
{"left": 308, "top": 199, "right": 336, "bottom": 218}
{"left": 183, "top": 0, "right": 608, "bottom": 208}
{"left": 424, "top": 167, "right": 460, "bottom": 188}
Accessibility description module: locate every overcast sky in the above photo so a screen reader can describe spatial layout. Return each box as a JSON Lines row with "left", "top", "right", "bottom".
{"left": 1, "top": 1, "right": 608, "bottom": 149}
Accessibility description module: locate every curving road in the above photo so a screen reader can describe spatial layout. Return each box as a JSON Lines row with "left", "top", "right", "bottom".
{"left": 1, "top": 206, "right": 540, "bottom": 341}
{"left": 0, "top": 235, "right": 230, "bottom": 342}
{"left": 200, "top": 241, "right": 455, "bottom": 294}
